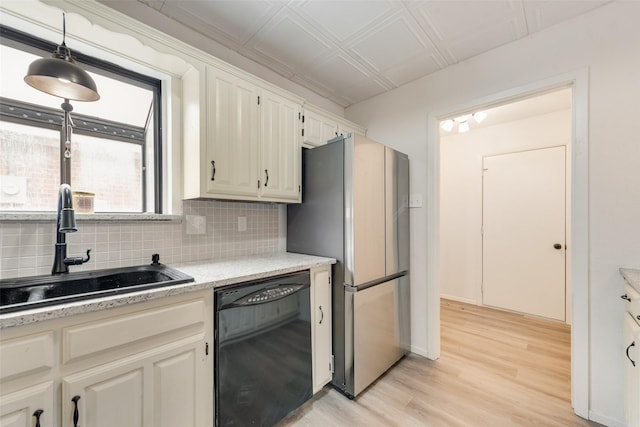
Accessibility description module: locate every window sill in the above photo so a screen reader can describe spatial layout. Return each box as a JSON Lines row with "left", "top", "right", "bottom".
{"left": 0, "top": 213, "right": 182, "bottom": 223}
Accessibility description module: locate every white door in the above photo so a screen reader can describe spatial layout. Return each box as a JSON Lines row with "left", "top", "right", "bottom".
{"left": 482, "top": 146, "right": 566, "bottom": 320}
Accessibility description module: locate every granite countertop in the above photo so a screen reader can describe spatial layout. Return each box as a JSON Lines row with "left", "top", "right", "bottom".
{"left": 620, "top": 268, "right": 640, "bottom": 293}
{"left": 0, "top": 252, "right": 335, "bottom": 329}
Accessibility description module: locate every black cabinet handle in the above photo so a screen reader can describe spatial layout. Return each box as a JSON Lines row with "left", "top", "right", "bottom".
{"left": 319, "top": 305, "right": 324, "bottom": 324}
{"left": 264, "top": 169, "right": 269, "bottom": 187}
{"left": 33, "top": 409, "right": 43, "bottom": 427}
{"left": 621, "top": 294, "right": 631, "bottom": 302}
{"left": 626, "top": 341, "right": 636, "bottom": 367}
{"left": 72, "top": 395, "right": 80, "bottom": 427}
{"left": 553, "top": 243, "right": 562, "bottom": 250}
{"left": 211, "top": 160, "right": 216, "bottom": 181}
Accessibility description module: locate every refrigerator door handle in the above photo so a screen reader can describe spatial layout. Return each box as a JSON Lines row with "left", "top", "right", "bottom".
{"left": 347, "top": 271, "right": 408, "bottom": 292}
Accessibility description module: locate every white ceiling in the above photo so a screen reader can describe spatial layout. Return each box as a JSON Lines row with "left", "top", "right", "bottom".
{"left": 132, "top": 0, "right": 611, "bottom": 108}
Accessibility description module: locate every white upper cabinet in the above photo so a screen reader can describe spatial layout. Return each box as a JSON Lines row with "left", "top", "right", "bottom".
{"left": 302, "top": 106, "right": 365, "bottom": 148}
{"left": 303, "top": 109, "right": 338, "bottom": 147}
{"left": 205, "top": 67, "right": 260, "bottom": 199}
{"left": 337, "top": 121, "right": 363, "bottom": 139}
{"left": 184, "top": 65, "right": 302, "bottom": 203}
{"left": 259, "top": 89, "right": 301, "bottom": 202}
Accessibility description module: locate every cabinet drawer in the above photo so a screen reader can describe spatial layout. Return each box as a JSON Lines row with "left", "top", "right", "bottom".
{"left": 0, "top": 332, "right": 54, "bottom": 382}
{"left": 63, "top": 298, "right": 206, "bottom": 364}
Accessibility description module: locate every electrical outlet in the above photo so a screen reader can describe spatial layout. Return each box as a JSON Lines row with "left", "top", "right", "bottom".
{"left": 238, "top": 216, "right": 247, "bottom": 232}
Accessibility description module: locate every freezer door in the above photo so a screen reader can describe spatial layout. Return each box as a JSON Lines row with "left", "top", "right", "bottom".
{"left": 385, "top": 147, "right": 410, "bottom": 275}
{"left": 348, "top": 277, "right": 407, "bottom": 396}
{"left": 348, "top": 135, "right": 386, "bottom": 286}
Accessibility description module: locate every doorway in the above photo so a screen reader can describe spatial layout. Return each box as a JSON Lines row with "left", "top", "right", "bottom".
{"left": 436, "top": 86, "right": 580, "bottom": 414}
{"left": 426, "top": 70, "right": 589, "bottom": 417}
{"left": 438, "top": 88, "right": 572, "bottom": 318}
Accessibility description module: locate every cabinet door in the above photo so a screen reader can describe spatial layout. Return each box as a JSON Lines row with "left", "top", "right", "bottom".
{"left": 63, "top": 362, "right": 145, "bottom": 427}
{"left": 338, "top": 120, "right": 366, "bottom": 137}
{"left": 259, "top": 89, "right": 301, "bottom": 202}
{"left": 303, "top": 110, "right": 337, "bottom": 147}
{"left": 0, "top": 382, "right": 54, "bottom": 427}
{"left": 624, "top": 313, "right": 640, "bottom": 427}
{"left": 152, "top": 348, "right": 201, "bottom": 427}
{"left": 206, "top": 67, "right": 259, "bottom": 198}
{"left": 311, "top": 266, "right": 332, "bottom": 393}
{"left": 62, "top": 339, "right": 207, "bottom": 427}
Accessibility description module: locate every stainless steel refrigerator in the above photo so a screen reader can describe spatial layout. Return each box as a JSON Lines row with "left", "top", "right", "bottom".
{"left": 287, "top": 133, "right": 410, "bottom": 398}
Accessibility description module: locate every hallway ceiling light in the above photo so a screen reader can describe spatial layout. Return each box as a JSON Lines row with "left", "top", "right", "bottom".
{"left": 440, "top": 111, "right": 487, "bottom": 133}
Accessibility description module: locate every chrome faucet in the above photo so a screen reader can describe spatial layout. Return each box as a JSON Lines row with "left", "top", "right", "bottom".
{"left": 52, "top": 183, "right": 91, "bottom": 274}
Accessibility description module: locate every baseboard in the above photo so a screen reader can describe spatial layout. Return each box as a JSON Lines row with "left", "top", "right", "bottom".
{"left": 440, "top": 294, "right": 477, "bottom": 305}
{"left": 588, "top": 409, "right": 625, "bottom": 427}
{"left": 410, "top": 345, "right": 430, "bottom": 358}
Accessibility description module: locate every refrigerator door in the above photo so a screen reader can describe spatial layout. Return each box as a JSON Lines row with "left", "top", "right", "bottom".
{"left": 346, "top": 135, "right": 386, "bottom": 287}
{"left": 346, "top": 276, "right": 407, "bottom": 396}
{"left": 385, "top": 147, "right": 410, "bottom": 275}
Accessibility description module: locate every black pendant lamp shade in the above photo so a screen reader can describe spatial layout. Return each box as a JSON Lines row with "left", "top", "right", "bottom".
{"left": 24, "top": 14, "right": 99, "bottom": 102}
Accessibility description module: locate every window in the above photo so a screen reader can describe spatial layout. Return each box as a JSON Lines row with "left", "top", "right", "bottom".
{"left": 0, "top": 26, "right": 162, "bottom": 213}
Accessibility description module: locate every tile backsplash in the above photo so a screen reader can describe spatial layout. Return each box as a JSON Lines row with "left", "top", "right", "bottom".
{"left": 0, "top": 200, "right": 282, "bottom": 279}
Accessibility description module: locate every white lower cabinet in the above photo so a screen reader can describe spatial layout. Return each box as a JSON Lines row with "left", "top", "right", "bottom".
{"left": 63, "top": 362, "right": 144, "bottom": 427}
{"left": 311, "top": 266, "right": 333, "bottom": 394}
{"left": 0, "top": 291, "right": 213, "bottom": 427}
{"left": 62, "top": 339, "right": 202, "bottom": 427}
{"left": 623, "top": 277, "right": 640, "bottom": 427}
{"left": 624, "top": 311, "right": 640, "bottom": 427}
{"left": 0, "top": 382, "right": 54, "bottom": 427}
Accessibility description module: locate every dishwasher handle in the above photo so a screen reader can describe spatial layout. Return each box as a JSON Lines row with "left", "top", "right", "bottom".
{"left": 221, "top": 283, "right": 308, "bottom": 309}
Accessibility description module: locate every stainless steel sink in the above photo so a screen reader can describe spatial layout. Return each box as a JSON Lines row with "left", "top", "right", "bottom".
{"left": 0, "top": 264, "right": 194, "bottom": 314}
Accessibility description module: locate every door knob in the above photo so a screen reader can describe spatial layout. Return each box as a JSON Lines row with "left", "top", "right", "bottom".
{"left": 553, "top": 243, "right": 562, "bottom": 250}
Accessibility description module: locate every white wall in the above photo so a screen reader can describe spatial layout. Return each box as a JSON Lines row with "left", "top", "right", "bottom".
{"left": 346, "top": 2, "right": 640, "bottom": 425}
{"left": 440, "top": 109, "right": 571, "bottom": 304}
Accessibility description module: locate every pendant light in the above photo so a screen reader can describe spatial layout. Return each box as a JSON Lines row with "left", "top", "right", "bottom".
{"left": 24, "top": 13, "right": 99, "bottom": 185}
{"left": 24, "top": 13, "right": 99, "bottom": 102}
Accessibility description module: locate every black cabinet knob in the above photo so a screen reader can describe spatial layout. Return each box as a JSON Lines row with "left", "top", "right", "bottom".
{"left": 553, "top": 243, "right": 562, "bottom": 250}
{"left": 33, "top": 409, "right": 43, "bottom": 427}
{"left": 72, "top": 395, "right": 81, "bottom": 427}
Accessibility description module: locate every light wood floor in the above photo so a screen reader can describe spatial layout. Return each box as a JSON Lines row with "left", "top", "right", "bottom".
{"left": 279, "top": 299, "right": 601, "bottom": 427}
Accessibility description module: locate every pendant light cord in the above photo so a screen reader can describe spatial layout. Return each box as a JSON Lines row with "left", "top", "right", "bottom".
{"left": 61, "top": 13, "right": 67, "bottom": 47}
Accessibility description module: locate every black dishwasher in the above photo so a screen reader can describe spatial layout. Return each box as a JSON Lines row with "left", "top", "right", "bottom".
{"left": 215, "top": 271, "right": 312, "bottom": 427}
